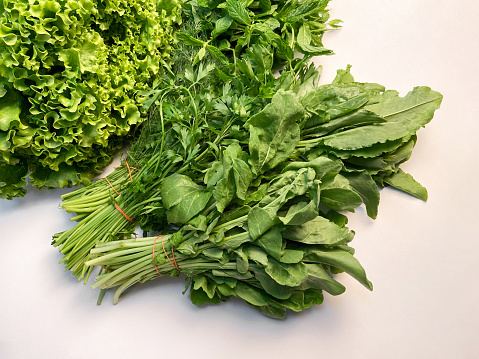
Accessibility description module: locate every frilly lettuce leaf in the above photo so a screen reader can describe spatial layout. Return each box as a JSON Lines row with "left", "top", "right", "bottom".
{"left": 0, "top": 0, "right": 181, "bottom": 198}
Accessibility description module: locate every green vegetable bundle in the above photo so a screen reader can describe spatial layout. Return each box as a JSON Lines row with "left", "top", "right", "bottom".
{"left": 50, "top": 0, "right": 442, "bottom": 318}
{"left": 53, "top": 0, "right": 343, "bottom": 279}
{"left": 0, "top": 0, "right": 181, "bottom": 199}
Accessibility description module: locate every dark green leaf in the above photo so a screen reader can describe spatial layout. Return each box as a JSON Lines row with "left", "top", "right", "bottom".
{"left": 232, "top": 158, "right": 253, "bottom": 200}
{"left": 246, "top": 91, "right": 303, "bottom": 174}
{"left": 254, "top": 226, "right": 283, "bottom": 260}
{"left": 212, "top": 269, "right": 254, "bottom": 280}
{"left": 343, "top": 171, "right": 380, "bottom": 219}
{"left": 283, "top": 216, "right": 353, "bottom": 245}
{"left": 280, "top": 249, "right": 304, "bottom": 264}
{"left": 320, "top": 174, "right": 364, "bottom": 212}
{"left": 161, "top": 174, "right": 212, "bottom": 224}
{"left": 297, "top": 24, "right": 312, "bottom": 50}
{"left": 235, "top": 248, "right": 249, "bottom": 274}
{"left": 212, "top": 15, "right": 234, "bottom": 38}
{"left": 243, "top": 245, "right": 269, "bottom": 266}
{"left": 281, "top": 0, "right": 328, "bottom": 23}
{"left": 298, "top": 263, "right": 346, "bottom": 295}
{"left": 321, "top": 122, "right": 412, "bottom": 151}
{"left": 0, "top": 162, "right": 28, "bottom": 199}
{"left": 304, "top": 109, "right": 386, "bottom": 137}
{"left": 247, "top": 206, "right": 279, "bottom": 240}
{"left": 255, "top": 270, "right": 293, "bottom": 300}
{"left": 206, "top": 45, "right": 229, "bottom": 65}
{"left": 382, "top": 168, "right": 428, "bottom": 201}
{"left": 303, "top": 247, "right": 373, "bottom": 290}
{"left": 190, "top": 286, "right": 221, "bottom": 305}
{"left": 226, "top": 0, "right": 251, "bottom": 25}
{"left": 234, "top": 282, "right": 270, "bottom": 306}
{"left": 366, "top": 87, "right": 443, "bottom": 132}
{"left": 265, "top": 257, "right": 308, "bottom": 287}
{"left": 279, "top": 201, "right": 318, "bottom": 226}
{"left": 249, "top": 304, "right": 286, "bottom": 319}
{"left": 213, "top": 169, "right": 235, "bottom": 212}
{"left": 282, "top": 156, "right": 341, "bottom": 180}
{"left": 177, "top": 32, "right": 205, "bottom": 47}
{"left": 203, "top": 248, "right": 226, "bottom": 261}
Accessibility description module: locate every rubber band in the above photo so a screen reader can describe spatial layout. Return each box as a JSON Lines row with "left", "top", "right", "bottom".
{"left": 119, "top": 165, "right": 140, "bottom": 171}
{"left": 125, "top": 159, "right": 133, "bottom": 182}
{"left": 152, "top": 234, "right": 179, "bottom": 275}
{"left": 161, "top": 235, "right": 179, "bottom": 270}
{"left": 152, "top": 235, "right": 162, "bottom": 276}
{"left": 114, "top": 203, "right": 134, "bottom": 222}
{"left": 105, "top": 176, "right": 120, "bottom": 196}
{"left": 171, "top": 244, "right": 179, "bottom": 270}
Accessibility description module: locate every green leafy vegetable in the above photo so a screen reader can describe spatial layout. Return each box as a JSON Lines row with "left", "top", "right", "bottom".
{"left": 48, "top": 0, "right": 442, "bottom": 319}
{"left": 0, "top": 0, "right": 181, "bottom": 199}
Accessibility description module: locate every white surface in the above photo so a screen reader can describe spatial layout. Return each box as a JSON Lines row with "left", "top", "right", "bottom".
{"left": 1, "top": 1, "right": 479, "bottom": 358}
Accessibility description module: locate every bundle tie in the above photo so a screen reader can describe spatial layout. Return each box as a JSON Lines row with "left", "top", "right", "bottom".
{"left": 119, "top": 165, "right": 140, "bottom": 171}
{"left": 124, "top": 159, "right": 133, "bottom": 182}
{"left": 108, "top": 161, "right": 140, "bottom": 196}
{"left": 114, "top": 203, "right": 134, "bottom": 222}
{"left": 105, "top": 177, "right": 120, "bottom": 196}
{"left": 152, "top": 234, "right": 180, "bottom": 276}
{"left": 110, "top": 160, "right": 139, "bottom": 218}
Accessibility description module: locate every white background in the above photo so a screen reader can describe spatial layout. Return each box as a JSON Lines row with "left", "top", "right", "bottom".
{"left": 1, "top": 1, "right": 478, "bottom": 358}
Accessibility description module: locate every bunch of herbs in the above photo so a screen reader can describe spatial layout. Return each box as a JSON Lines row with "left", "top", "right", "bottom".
{"left": 52, "top": 0, "right": 442, "bottom": 317}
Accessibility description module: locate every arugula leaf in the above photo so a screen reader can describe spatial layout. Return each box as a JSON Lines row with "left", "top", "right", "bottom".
{"left": 213, "top": 170, "right": 236, "bottom": 212}
{"left": 283, "top": 216, "right": 353, "bottom": 245}
{"left": 382, "top": 169, "right": 428, "bottom": 201}
{"left": 254, "top": 226, "right": 283, "bottom": 260}
{"left": 343, "top": 171, "right": 380, "bottom": 219}
{"left": 298, "top": 263, "right": 346, "bottom": 296}
{"left": 265, "top": 258, "right": 308, "bottom": 287}
{"left": 255, "top": 270, "right": 294, "bottom": 300}
{"left": 234, "top": 282, "right": 270, "bottom": 306}
{"left": 320, "top": 174, "right": 364, "bottom": 212}
{"left": 303, "top": 247, "right": 373, "bottom": 290}
{"left": 279, "top": 201, "right": 318, "bottom": 226}
{"left": 248, "top": 206, "right": 279, "bottom": 240}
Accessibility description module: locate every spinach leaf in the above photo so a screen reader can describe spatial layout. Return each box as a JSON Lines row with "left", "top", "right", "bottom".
{"left": 246, "top": 91, "right": 304, "bottom": 174}
{"left": 161, "top": 174, "right": 212, "bottom": 224}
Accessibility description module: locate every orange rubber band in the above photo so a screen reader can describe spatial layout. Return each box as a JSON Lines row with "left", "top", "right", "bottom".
{"left": 105, "top": 177, "right": 120, "bottom": 196}
{"left": 153, "top": 235, "right": 162, "bottom": 276}
{"left": 152, "top": 234, "right": 179, "bottom": 274}
{"left": 119, "top": 165, "right": 140, "bottom": 171}
{"left": 114, "top": 203, "right": 134, "bottom": 222}
{"left": 161, "top": 235, "right": 179, "bottom": 270}
{"left": 171, "top": 244, "right": 179, "bottom": 270}
{"left": 125, "top": 159, "right": 133, "bottom": 182}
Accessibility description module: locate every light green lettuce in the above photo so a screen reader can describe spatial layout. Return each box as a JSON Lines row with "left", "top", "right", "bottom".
{"left": 0, "top": 0, "right": 181, "bottom": 199}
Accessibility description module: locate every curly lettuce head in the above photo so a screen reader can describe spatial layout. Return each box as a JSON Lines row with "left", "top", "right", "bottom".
{"left": 0, "top": 0, "right": 181, "bottom": 199}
